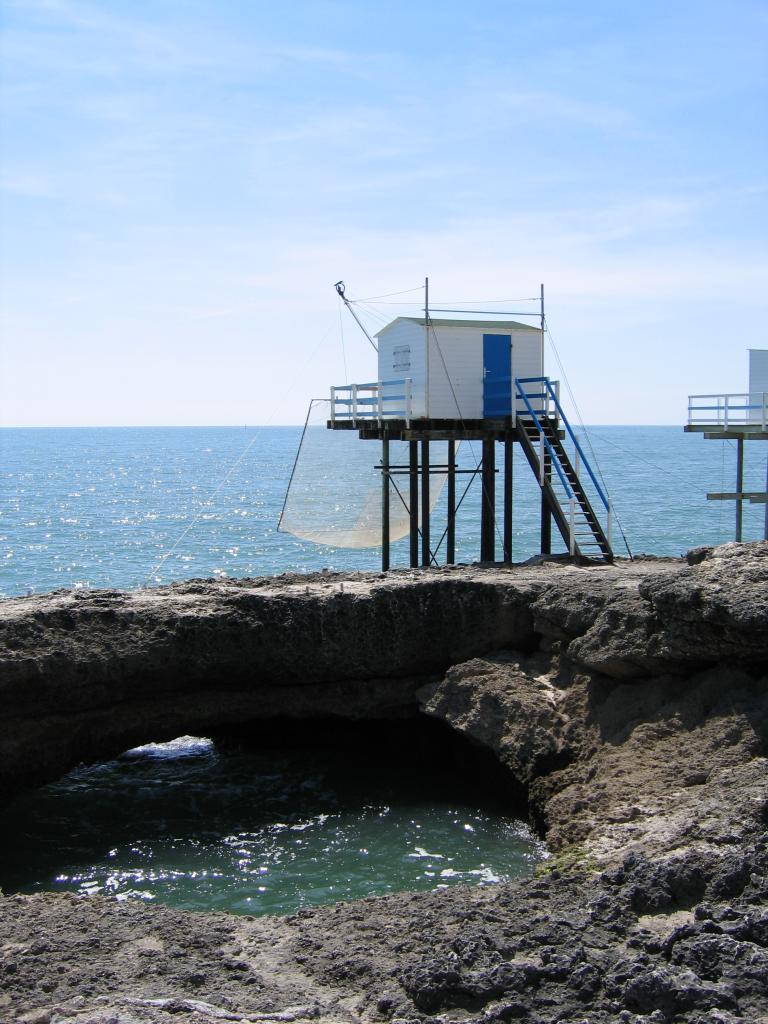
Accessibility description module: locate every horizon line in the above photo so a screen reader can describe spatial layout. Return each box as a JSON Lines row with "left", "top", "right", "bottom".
{"left": 0, "top": 421, "right": 685, "bottom": 430}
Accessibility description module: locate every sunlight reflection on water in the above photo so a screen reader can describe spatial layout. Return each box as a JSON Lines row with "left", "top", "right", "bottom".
{"left": 1, "top": 736, "right": 547, "bottom": 915}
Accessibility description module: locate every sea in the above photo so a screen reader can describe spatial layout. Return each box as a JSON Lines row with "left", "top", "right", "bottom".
{"left": 0, "top": 425, "right": 765, "bottom": 916}
{"left": 1, "top": 425, "right": 766, "bottom": 597}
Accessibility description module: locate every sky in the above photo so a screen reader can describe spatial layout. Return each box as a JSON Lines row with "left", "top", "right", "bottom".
{"left": 1, "top": 0, "right": 766, "bottom": 426}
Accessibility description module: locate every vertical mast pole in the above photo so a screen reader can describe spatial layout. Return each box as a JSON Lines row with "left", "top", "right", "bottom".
{"left": 447, "top": 439, "right": 456, "bottom": 564}
{"left": 540, "top": 464, "right": 552, "bottom": 554}
{"left": 539, "top": 282, "right": 552, "bottom": 554}
{"left": 504, "top": 433, "right": 513, "bottom": 563}
{"left": 421, "top": 439, "right": 431, "bottom": 566}
{"left": 424, "top": 277, "right": 430, "bottom": 418}
{"left": 540, "top": 283, "right": 545, "bottom": 376}
{"left": 422, "top": 276, "right": 431, "bottom": 567}
{"left": 481, "top": 438, "right": 496, "bottom": 561}
{"left": 381, "top": 430, "right": 390, "bottom": 571}
{"left": 736, "top": 438, "right": 744, "bottom": 542}
{"left": 409, "top": 441, "right": 419, "bottom": 567}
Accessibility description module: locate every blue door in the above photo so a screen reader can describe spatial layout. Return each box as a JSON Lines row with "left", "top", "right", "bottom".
{"left": 483, "top": 334, "right": 512, "bottom": 417}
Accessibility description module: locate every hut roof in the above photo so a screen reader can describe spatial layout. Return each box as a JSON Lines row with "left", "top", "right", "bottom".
{"left": 374, "top": 316, "right": 540, "bottom": 337}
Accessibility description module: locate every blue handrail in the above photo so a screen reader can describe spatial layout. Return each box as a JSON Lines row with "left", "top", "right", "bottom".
{"left": 516, "top": 377, "right": 609, "bottom": 510}
{"left": 515, "top": 383, "right": 574, "bottom": 498}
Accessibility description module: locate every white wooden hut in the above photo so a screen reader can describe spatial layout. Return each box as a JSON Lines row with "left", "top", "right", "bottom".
{"left": 686, "top": 347, "right": 768, "bottom": 542}
{"left": 374, "top": 317, "right": 544, "bottom": 420}
{"left": 319, "top": 299, "right": 613, "bottom": 568}
{"left": 749, "top": 349, "right": 768, "bottom": 424}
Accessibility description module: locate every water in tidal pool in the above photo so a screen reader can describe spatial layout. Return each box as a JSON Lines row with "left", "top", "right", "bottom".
{"left": 0, "top": 732, "right": 546, "bottom": 915}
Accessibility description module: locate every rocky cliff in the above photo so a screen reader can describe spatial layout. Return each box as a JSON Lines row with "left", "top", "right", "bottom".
{"left": 0, "top": 542, "right": 767, "bottom": 1023}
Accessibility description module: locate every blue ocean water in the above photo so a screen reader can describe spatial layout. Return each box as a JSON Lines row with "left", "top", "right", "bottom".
{"left": 1, "top": 425, "right": 766, "bottom": 598}
{"left": 1, "top": 425, "right": 764, "bottom": 916}
{"left": 1, "top": 734, "right": 546, "bottom": 915}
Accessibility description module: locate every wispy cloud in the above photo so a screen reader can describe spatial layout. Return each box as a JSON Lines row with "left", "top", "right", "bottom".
{"left": 493, "top": 89, "right": 634, "bottom": 133}
{"left": 0, "top": 171, "right": 57, "bottom": 198}
{"left": 1, "top": 0, "right": 766, "bottom": 426}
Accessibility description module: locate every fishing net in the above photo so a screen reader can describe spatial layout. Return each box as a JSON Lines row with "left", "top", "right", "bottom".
{"left": 278, "top": 400, "right": 451, "bottom": 549}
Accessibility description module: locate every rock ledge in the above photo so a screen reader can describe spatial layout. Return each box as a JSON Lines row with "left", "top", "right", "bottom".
{"left": 1, "top": 542, "right": 767, "bottom": 1023}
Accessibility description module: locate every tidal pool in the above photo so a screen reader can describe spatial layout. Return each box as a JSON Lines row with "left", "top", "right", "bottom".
{"left": 1, "top": 725, "right": 547, "bottom": 915}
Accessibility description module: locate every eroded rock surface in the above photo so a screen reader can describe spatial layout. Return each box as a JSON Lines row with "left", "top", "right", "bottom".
{"left": 421, "top": 658, "right": 768, "bottom": 868}
{"left": 1, "top": 542, "right": 767, "bottom": 1023}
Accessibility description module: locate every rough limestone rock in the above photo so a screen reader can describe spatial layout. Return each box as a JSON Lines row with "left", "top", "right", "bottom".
{"left": 3, "top": 546, "right": 767, "bottom": 798}
{"left": 417, "top": 652, "right": 570, "bottom": 785}
{"left": 0, "top": 567, "right": 550, "bottom": 796}
{"left": 0, "top": 541, "right": 767, "bottom": 1023}
{"left": 536, "top": 541, "right": 768, "bottom": 678}
{"left": 420, "top": 655, "right": 768, "bottom": 868}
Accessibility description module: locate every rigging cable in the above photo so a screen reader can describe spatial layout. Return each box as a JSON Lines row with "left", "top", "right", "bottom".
{"left": 278, "top": 397, "right": 319, "bottom": 534}
{"left": 348, "top": 285, "right": 629, "bottom": 561}
{"left": 342, "top": 287, "right": 493, "bottom": 561}
{"left": 543, "top": 319, "right": 634, "bottom": 559}
{"left": 338, "top": 293, "right": 349, "bottom": 384}
{"left": 425, "top": 316, "right": 509, "bottom": 559}
{"left": 143, "top": 317, "right": 339, "bottom": 586}
{"left": 334, "top": 281, "right": 378, "bottom": 353}
{"left": 351, "top": 300, "right": 392, "bottom": 327}
{"left": 430, "top": 459, "right": 486, "bottom": 561}
{"left": 341, "top": 282, "right": 490, "bottom": 560}
{"left": 351, "top": 295, "right": 540, "bottom": 307}
{"left": 587, "top": 429, "right": 717, "bottom": 489}
{"left": 353, "top": 285, "right": 425, "bottom": 301}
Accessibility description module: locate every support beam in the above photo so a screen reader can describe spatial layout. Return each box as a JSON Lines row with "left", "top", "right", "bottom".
{"left": 447, "top": 439, "right": 456, "bottom": 565}
{"left": 736, "top": 437, "right": 744, "bottom": 542}
{"left": 503, "top": 434, "right": 513, "bottom": 564}
{"left": 540, "top": 450, "right": 552, "bottom": 554}
{"left": 707, "top": 492, "right": 766, "bottom": 501}
{"left": 421, "top": 439, "right": 430, "bottom": 567}
{"left": 409, "top": 441, "right": 419, "bottom": 568}
{"left": 381, "top": 432, "right": 390, "bottom": 572}
{"left": 481, "top": 438, "right": 496, "bottom": 562}
{"left": 697, "top": 430, "right": 768, "bottom": 440}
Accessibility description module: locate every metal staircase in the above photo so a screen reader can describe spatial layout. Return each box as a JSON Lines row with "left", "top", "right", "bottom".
{"left": 515, "top": 377, "right": 613, "bottom": 561}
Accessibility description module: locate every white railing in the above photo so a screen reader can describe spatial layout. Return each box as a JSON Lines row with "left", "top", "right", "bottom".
{"left": 688, "top": 392, "right": 768, "bottom": 429}
{"left": 330, "top": 379, "right": 413, "bottom": 425}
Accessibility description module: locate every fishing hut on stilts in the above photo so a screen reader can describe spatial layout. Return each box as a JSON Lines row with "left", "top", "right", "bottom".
{"left": 279, "top": 280, "right": 614, "bottom": 570}
{"left": 686, "top": 349, "right": 768, "bottom": 541}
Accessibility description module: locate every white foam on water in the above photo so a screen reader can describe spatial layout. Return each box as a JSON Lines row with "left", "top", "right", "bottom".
{"left": 124, "top": 736, "right": 214, "bottom": 759}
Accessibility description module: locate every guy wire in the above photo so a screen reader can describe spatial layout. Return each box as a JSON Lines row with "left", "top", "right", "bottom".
{"left": 543, "top": 319, "right": 633, "bottom": 559}
{"left": 144, "top": 317, "right": 339, "bottom": 586}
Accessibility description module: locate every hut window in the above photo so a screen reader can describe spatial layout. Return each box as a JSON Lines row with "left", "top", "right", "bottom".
{"left": 394, "top": 345, "right": 411, "bottom": 370}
